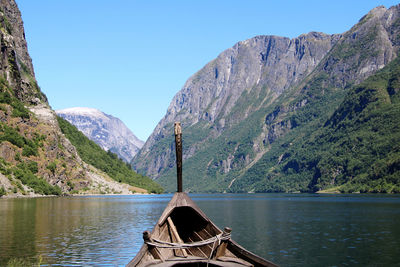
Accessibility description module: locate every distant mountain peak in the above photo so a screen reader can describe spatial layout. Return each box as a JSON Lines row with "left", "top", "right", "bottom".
{"left": 57, "top": 107, "right": 108, "bottom": 119}
{"left": 56, "top": 107, "right": 144, "bottom": 163}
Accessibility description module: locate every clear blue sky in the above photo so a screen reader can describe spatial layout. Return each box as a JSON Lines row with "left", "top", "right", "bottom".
{"left": 16, "top": 0, "right": 399, "bottom": 141}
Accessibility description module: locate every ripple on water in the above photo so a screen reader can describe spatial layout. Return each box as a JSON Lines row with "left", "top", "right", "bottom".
{"left": 1, "top": 194, "right": 400, "bottom": 266}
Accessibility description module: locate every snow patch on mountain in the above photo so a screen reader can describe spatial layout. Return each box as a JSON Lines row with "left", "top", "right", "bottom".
{"left": 57, "top": 107, "right": 108, "bottom": 119}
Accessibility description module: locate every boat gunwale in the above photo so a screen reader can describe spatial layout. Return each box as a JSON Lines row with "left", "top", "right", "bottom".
{"left": 127, "top": 192, "right": 278, "bottom": 267}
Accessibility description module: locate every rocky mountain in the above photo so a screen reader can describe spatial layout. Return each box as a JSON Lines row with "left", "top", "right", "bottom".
{"left": 132, "top": 5, "right": 400, "bottom": 193}
{"left": 134, "top": 32, "right": 339, "bottom": 177}
{"left": 56, "top": 107, "right": 144, "bottom": 163}
{"left": 0, "top": 0, "right": 161, "bottom": 197}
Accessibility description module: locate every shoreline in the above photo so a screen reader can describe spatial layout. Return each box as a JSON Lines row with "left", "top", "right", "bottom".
{"left": 2, "top": 191, "right": 399, "bottom": 199}
{"left": 0, "top": 192, "right": 153, "bottom": 199}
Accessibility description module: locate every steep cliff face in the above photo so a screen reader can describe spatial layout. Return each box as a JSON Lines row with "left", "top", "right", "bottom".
{"left": 0, "top": 0, "right": 45, "bottom": 104}
{"left": 133, "top": 32, "right": 339, "bottom": 178}
{"left": 254, "top": 5, "right": 400, "bottom": 151}
{"left": 317, "top": 6, "right": 398, "bottom": 88}
{"left": 0, "top": 0, "right": 150, "bottom": 197}
{"left": 133, "top": 4, "right": 400, "bottom": 193}
{"left": 164, "top": 32, "right": 339, "bottom": 127}
{"left": 56, "top": 107, "right": 144, "bottom": 163}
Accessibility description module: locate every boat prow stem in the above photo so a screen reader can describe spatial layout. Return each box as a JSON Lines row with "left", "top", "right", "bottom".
{"left": 174, "top": 122, "right": 182, "bottom": 193}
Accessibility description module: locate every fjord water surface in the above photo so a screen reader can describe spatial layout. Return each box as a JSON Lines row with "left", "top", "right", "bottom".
{"left": 0, "top": 194, "right": 399, "bottom": 266}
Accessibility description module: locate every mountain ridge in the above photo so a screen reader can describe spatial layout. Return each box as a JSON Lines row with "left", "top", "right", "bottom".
{"left": 133, "top": 4, "right": 400, "bottom": 193}
{"left": 133, "top": 31, "right": 340, "bottom": 178}
{"left": 56, "top": 107, "right": 144, "bottom": 163}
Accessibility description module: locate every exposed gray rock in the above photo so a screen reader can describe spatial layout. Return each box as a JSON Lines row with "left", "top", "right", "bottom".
{"left": 133, "top": 32, "right": 339, "bottom": 178}
{"left": 319, "top": 5, "right": 399, "bottom": 89}
{"left": 56, "top": 107, "right": 144, "bottom": 163}
{"left": 133, "top": 4, "right": 400, "bottom": 193}
{"left": 0, "top": 0, "right": 46, "bottom": 104}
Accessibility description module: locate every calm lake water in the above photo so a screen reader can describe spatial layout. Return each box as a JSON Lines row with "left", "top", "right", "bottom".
{"left": 1, "top": 193, "right": 400, "bottom": 266}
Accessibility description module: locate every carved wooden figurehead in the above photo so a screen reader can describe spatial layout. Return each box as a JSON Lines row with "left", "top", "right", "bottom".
{"left": 174, "top": 122, "right": 182, "bottom": 192}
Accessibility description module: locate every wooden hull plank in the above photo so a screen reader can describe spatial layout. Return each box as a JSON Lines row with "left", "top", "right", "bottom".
{"left": 127, "top": 192, "right": 278, "bottom": 267}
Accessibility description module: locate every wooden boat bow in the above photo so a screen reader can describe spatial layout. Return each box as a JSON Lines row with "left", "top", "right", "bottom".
{"left": 127, "top": 122, "right": 278, "bottom": 267}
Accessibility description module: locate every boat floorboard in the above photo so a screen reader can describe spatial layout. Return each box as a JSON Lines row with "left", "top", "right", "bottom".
{"left": 141, "top": 255, "right": 253, "bottom": 267}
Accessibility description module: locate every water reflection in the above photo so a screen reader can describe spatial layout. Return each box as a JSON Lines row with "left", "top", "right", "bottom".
{"left": 1, "top": 194, "right": 400, "bottom": 266}
{"left": 192, "top": 194, "right": 400, "bottom": 266}
{"left": 0, "top": 199, "right": 38, "bottom": 264}
{"left": 0, "top": 195, "right": 171, "bottom": 266}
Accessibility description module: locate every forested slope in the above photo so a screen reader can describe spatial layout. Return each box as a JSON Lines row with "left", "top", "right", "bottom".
{"left": 57, "top": 117, "right": 163, "bottom": 193}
